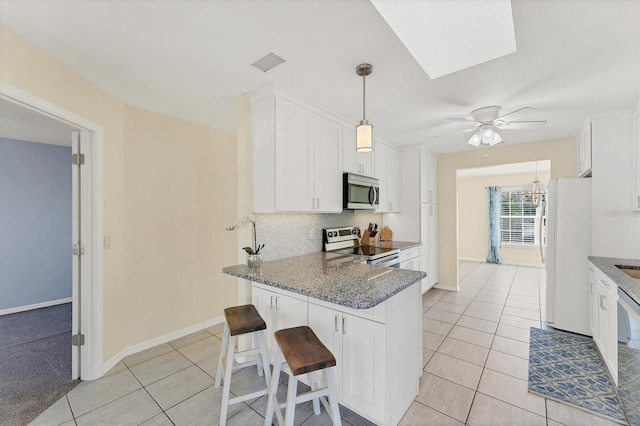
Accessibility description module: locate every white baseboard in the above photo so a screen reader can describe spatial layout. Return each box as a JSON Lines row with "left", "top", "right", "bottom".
{"left": 458, "top": 257, "right": 485, "bottom": 263}
{"left": 0, "top": 297, "right": 72, "bottom": 316}
{"left": 458, "top": 257, "right": 545, "bottom": 269}
{"left": 434, "top": 283, "right": 458, "bottom": 292}
{"left": 101, "top": 315, "right": 225, "bottom": 377}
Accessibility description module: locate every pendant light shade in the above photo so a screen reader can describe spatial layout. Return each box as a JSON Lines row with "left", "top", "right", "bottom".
{"left": 356, "top": 120, "right": 373, "bottom": 152}
{"left": 356, "top": 63, "right": 374, "bottom": 152}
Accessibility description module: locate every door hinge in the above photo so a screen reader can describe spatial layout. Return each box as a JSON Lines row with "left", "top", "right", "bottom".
{"left": 72, "top": 334, "right": 85, "bottom": 346}
{"left": 72, "top": 153, "right": 85, "bottom": 165}
{"left": 73, "top": 243, "right": 85, "bottom": 256}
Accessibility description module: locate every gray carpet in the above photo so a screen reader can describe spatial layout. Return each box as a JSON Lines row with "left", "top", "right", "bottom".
{"left": 0, "top": 303, "right": 79, "bottom": 426}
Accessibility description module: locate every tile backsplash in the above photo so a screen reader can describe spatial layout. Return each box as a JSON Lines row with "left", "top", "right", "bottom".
{"left": 254, "top": 212, "right": 382, "bottom": 261}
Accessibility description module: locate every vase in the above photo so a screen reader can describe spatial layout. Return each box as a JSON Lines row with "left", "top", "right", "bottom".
{"left": 247, "top": 253, "right": 263, "bottom": 269}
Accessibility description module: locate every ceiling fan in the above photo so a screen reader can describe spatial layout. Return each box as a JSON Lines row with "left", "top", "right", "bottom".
{"left": 442, "top": 106, "right": 547, "bottom": 147}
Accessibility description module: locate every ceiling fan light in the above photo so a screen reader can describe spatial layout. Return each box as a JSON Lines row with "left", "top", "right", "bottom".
{"left": 468, "top": 132, "right": 482, "bottom": 146}
{"left": 356, "top": 120, "right": 374, "bottom": 152}
{"left": 481, "top": 128, "right": 495, "bottom": 144}
{"left": 488, "top": 130, "right": 503, "bottom": 146}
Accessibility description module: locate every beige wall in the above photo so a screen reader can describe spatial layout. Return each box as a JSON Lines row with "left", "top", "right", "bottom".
{"left": 437, "top": 138, "right": 577, "bottom": 288}
{"left": 457, "top": 170, "right": 550, "bottom": 266}
{"left": 0, "top": 25, "right": 238, "bottom": 364}
{"left": 122, "top": 105, "right": 237, "bottom": 348}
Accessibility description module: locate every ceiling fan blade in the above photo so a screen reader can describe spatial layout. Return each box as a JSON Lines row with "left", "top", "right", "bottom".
{"left": 446, "top": 117, "right": 477, "bottom": 124}
{"left": 498, "top": 120, "right": 547, "bottom": 130}
{"left": 435, "top": 127, "right": 477, "bottom": 138}
{"left": 497, "top": 107, "right": 540, "bottom": 120}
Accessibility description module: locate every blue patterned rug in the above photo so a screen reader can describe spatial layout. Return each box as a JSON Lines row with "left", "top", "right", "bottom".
{"left": 528, "top": 327, "right": 627, "bottom": 424}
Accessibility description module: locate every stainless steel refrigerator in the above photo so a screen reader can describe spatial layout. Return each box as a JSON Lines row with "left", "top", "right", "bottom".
{"left": 545, "top": 178, "right": 592, "bottom": 336}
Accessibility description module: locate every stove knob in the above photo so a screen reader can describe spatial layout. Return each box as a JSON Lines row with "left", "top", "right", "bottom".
{"left": 328, "top": 231, "right": 334, "bottom": 238}
{"left": 352, "top": 229, "right": 357, "bottom": 234}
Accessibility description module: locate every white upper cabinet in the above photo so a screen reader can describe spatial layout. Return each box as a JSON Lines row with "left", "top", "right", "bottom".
{"left": 577, "top": 119, "right": 592, "bottom": 177}
{"left": 342, "top": 126, "right": 374, "bottom": 177}
{"left": 375, "top": 142, "right": 402, "bottom": 212}
{"left": 312, "top": 114, "right": 343, "bottom": 212}
{"left": 633, "top": 107, "right": 640, "bottom": 210}
{"left": 274, "top": 97, "right": 315, "bottom": 212}
{"left": 250, "top": 87, "right": 342, "bottom": 213}
{"left": 420, "top": 151, "right": 437, "bottom": 204}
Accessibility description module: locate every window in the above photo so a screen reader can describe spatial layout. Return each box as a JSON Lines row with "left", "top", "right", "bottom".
{"left": 500, "top": 189, "right": 544, "bottom": 245}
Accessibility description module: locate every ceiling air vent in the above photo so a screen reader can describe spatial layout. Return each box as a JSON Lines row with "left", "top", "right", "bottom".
{"left": 251, "top": 52, "right": 285, "bottom": 73}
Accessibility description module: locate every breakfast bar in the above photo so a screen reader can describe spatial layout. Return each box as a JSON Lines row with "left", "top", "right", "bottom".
{"left": 223, "top": 252, "right": 426, "bottom": 425}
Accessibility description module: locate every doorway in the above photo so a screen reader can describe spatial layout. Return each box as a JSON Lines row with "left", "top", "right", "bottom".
{"left": 0, "top": 81, "right": 103, "bottom": 381}
{"left": 456, "top": 160, "right": 551, "bottom": 270}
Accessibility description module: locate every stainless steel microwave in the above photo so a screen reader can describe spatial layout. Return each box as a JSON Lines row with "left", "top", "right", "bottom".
{"left": 343, "top": 173, "right": 379, "bottom": 210}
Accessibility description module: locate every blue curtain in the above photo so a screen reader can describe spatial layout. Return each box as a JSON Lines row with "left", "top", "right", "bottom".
{"left": 486, "top": 186, "right": 502, "bottom": 264}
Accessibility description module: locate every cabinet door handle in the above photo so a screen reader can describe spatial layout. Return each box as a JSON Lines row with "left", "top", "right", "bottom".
{"left": 334, "top": 315, "right": 340, "bottom": 333}
{"left": 428, "top": 191, "right": 433, "bottom": 203}
{"left": 600, "top": 295, "right": 607, "bottom": 310}
{"left": 590, "top": 282, "right": 595, "bottom": 295}
{"left": 275, "top": 296, "right": 280, "bottom": 311}
{"left": 388, "top": 203, "right": 393, "bottom": 211}
{"left": 270, "top": 295, "right": 275, "bottom": 309}
{"left": 342, "top": 317, "right": 346, "bottom": 335}
{"left": 316, "top": 198, "right": 320, "bottom": 209}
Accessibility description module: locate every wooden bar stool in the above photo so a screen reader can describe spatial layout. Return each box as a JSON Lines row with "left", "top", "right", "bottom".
{"left": 264, "top": 326, "right": 342, "bottom": 426}
{"left": 215, "top": 304, "right": 271, "bottom": 426}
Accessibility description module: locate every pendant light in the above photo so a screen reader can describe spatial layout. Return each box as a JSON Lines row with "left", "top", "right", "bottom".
{"left": 355, "top": 63, "right": 374, "bottom": 152}
{"left": 528, "top": 161, "right": 547, "bottom": 207}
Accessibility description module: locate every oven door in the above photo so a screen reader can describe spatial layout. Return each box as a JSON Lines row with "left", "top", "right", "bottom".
{"left": 369, "top": 253, "right": 400, "bottom": 268}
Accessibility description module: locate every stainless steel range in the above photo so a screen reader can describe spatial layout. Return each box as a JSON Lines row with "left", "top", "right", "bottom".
{"left": 323, "top": 226, "right": 400, "bottom": 268}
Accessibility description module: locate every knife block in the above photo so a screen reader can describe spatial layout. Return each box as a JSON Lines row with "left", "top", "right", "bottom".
{"left": 361, "top": 230, "right": 376, "bottom": 246}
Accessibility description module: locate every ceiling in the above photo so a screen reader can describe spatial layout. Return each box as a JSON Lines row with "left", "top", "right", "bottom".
{"left": 0, "top": 0, "right": 638, "bottom": 154}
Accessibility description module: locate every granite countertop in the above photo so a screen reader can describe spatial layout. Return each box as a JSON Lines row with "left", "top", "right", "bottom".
{"left": 588, "top": 256, "right": 640, "bottom": 307}
{"left": 376, "top": 240, "right": 421, "bottom": 250}
{"left": 223, "top": 252, "right": 426, "bottom": 309}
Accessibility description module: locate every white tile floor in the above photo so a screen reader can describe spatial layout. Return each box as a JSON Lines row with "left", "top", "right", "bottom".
{"left": 31, "top": 261, "right": 621, "bottom": 425}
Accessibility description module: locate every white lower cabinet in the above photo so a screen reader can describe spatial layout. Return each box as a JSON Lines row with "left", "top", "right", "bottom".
{"left": 252, "top": 281, "right": 421, "bottom": 425}
{"left": 400, "top": 246, "right": 426, "bottom": 292}
{"left": 308, "top": 283, "right": 421, "bottom": 425}
{"left": 308, "top": 303, "right": 386, "bottom": 422}
{"left": 588, "top": 262, "right": 618, "bottom": 384}
{"left": 252, "top": 284, "right": 308, "bottom": 361}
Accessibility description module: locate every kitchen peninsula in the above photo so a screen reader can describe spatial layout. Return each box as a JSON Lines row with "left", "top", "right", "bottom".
{"left": 223, "top": 252, "right": 426, "bottom": 425}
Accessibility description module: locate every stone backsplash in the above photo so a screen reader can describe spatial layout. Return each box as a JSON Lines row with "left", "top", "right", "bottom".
{"left": 254, "top": 211, "right": 382, "bottom": 261}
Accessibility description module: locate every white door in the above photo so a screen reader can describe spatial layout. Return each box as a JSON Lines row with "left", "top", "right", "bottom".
{"left": 71, "top": 131, "right": 92, "bottom": 380}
